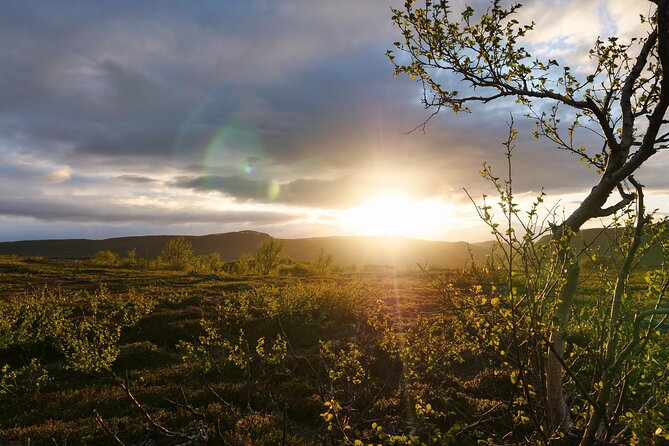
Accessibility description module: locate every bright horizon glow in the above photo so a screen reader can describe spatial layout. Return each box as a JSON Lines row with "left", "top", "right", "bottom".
{"left": 337, "top": 191, "right": 452, "bottom": 238}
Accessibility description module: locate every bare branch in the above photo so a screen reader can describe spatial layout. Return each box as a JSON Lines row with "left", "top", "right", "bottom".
{"left": 404, "top": 106, "right": 442, "bottom": 134}
{"left": 120, "top": 371, "right": 183, "bottom": 438}
{"left": 163, "top": 386, "right": 205, "bottom": 419}
{"left": 620, "top": 31, "right": 658, "bottom": 152}
{"left": 591, "top": 194, "right": 635, "bottom": 218}
{"left": 93, "top": 410, "right": 127, "bottom": 446}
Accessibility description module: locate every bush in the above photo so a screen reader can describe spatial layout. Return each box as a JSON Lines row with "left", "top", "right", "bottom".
{"left": 191, "top": 252, "right": 221, "bottom": 275}
{"left": 92, "top": 250, "right": 120, "bottom": 265}
{"left": 254, "top": 238, "right": 283, "bottom": 275}
{"left": 0, "top": 285, "right": 156, "bottom": 374}
{"left": 161, "top": 237, "right": 195, "bottom": 270}
{"left": 252, "top": 281, "right": 368, "bottom": 324}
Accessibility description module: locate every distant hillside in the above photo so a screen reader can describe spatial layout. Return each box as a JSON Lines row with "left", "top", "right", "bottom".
{"left": 0, "top": 226, "right": 664, "bottom": 269}
{"left": 282, "top": 236, "right": 488, "bottom": 269}
{"left": 0, "top": 231, "right": 488, "bottom": 269}
{"left": 572, "top": 227, "right": 665, "bottom": 268}
{"left": 0, "top": 231, "right": 269, "bottom": 261}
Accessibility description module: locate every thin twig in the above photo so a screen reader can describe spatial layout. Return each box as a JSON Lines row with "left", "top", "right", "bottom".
{"left": 120, "top": 371, "right": 183, "bottom": 438}
{"left": 163, "top": 386, "right": 205, "bottom": 419}
{"left": 93, "top": 409, "right": 127, "bottom": 446}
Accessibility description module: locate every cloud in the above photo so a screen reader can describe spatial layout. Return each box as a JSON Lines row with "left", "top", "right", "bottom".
{"left": 175, "top": 172, "right": 452, "bottom": 208}
{"left": 115, "top": 174, "right": 159, "bottom": 184}
{"left": 40, "top": 166, "right": 72, "bottom": 183}
{"left": 175, "top": 175, "right": 367, "bottom": 207}
{"left": 0, "top": 0, "right": 658, "bottom": 241}
{"left": 0, "top": 196, "right": 301, "bottom": 225}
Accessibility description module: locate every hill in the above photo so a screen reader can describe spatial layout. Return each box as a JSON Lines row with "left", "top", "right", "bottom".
{"left": 0, "top": 231, "right": 489, "bottom": 269}
{"left": 1, "top": 226, "right": 664, "bottom": 269}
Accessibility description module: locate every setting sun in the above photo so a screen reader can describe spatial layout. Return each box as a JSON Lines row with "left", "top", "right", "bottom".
{"left": 338, "top": 191, "right": 449, "bottom": 238}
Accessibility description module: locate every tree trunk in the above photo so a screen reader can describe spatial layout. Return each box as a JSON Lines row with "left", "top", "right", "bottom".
{"left": 546, "top": 247, "right": 579, "bottom": 432}
{"left": 580, "top": 181, "right": 646, "bottom": 446}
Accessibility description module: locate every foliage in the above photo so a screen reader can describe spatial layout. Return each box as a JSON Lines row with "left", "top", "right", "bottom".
{"left": 257, "top": 281, "right": 367, "bottom": 324}
{"left": 0, "top": 284, "right": 155, "bottom": 375}
{"left": 190, "top": 252, "right": 222, "bottom": 275}
{"left": 0, "top": 359, "right": 50, "bottom": 397}
{"left": 254, "top": 237, "right": 284, "bottom": 275}
{"left": 316, "top": 248, "right": 334, "bottom": 275}
{"left": 92, "top": 250, "right": 121, "bottom": 266}
{"left": 0, "top": 286, "right": 70, "bottom": 350}
{"left": 179, "top": 324, "right": 286, "bottom": 375}
{"left": 1, "top": 245, "right": 667, "bottom": 444}
{"left": 161, "top": 236, "right": 195, "bottom": 270}
{"left": 388, "top": 0, "right": 669, "bottom": 443}
{"left": 123, "top": 248, "right": 137, "bottom": 266}
{"left": 235, "top": 252, "right": 256, "bottom": 275}
{"left": 178, "top": 308, "right": 287, "bottom": 412}
{"left": 56, "top": 285, "right": 156, "bottom": 373}
{"left": 320, "top": 340, "right": 367, "bottom": 397}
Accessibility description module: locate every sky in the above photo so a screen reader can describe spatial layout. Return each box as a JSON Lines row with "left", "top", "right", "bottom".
{"left": 0, "top": 0, "right": 666, "bottom": 242}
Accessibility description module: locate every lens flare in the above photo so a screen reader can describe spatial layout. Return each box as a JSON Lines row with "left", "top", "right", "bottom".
{"left": 171, "top": 98, "right": 295, "bottom": 205}
{"left": 173, "top": 97, "right": 266, "bottom": 178}
{"left": 267, "top": 180, "right": 280, "bottom": 201}
{"left": 202, "top": 125, "right": 264, "bottom": 176}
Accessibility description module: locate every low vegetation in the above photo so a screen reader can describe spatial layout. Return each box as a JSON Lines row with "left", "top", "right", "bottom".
{"left": 0, "top": 212, "right": 668, "bottom": 445}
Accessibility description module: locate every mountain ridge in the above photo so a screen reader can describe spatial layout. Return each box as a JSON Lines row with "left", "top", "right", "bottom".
{"left": 0, "top": 231, "right": 488, "bottom": 269}
{"left": 1, "top": 227, "right": 664, "bottom": 269}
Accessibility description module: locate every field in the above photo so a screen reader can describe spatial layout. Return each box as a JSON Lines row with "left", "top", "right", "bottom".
{"left": 1, "top": 250, "right": 667, "bottom": 446}
{"left": 0, "top": 255, "right": 453, "bottom": 445}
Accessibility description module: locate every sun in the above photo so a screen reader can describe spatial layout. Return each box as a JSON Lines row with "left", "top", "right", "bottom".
{"left": 338, "top": 191, "right": 449, "bottom": 238}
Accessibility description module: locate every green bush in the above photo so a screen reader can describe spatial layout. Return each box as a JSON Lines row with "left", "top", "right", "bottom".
{"left": 249, "top": 281, "right": 368, "bottom": 324}
{"left": 254, "top": 237, "right": 283, "bottom": 275}
{"left": 191, "top": 252, "right": 221, "bottom": 275}
{"left": 92, "top": 250, "right": 120, "bottom": 265}
{"left": 161, "top": 236, "right": 195, "bottom": 270}
{"left": 0, "top": 285, "right": 156, "bottom": 374}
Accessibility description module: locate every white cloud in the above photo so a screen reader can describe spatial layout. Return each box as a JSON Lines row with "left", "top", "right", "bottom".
{"left": 517, "top": 0, "right": 648, "bottom": 71}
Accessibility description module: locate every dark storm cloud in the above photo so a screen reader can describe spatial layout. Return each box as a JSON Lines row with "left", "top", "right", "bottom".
{"left": 0, "top": 0, "right": 406, "bottom": 165}
{"left": 176, "top": 176, "right": 274, "bottom": 201}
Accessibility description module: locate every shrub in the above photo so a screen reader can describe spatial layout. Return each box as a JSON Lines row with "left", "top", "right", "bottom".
{"left": 191, "top": 252, "right": 221, "bottom": 275}
{"left": 56, "top": 286, "right": 157, "bottom": 373}
{"left": 92, "top": 250, "right": 120, "bottom": 266}
{"left": 0, "top": 358, "right": 50, "bottom": 397}
{"left": 277, "top": 261, "right": 313, "bottom": 277}
{"left": 0, "top": 285, "right": 156, "bottom": 374}
{"left": 254, "top": 237, "right": 283, "bottom": 275}
{"left": 123, "top": 248, "right": 137, "bottom": 266}
{"left": 315, "top": 248, "right": 334, "bottom": 275}
{"left": 161, "top": 237, "right": 195, "bottom": 270}
{"left": 252, "top": 281, "right": 368, "bottom": 324}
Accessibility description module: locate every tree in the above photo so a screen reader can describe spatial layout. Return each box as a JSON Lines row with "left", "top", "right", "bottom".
{"left": 92, "top": 250, "right": 120, "bottom": 266}
{"left": 316, "top": 248, "right": 334, "bottom": 275}
{"left": 161, "top": 236, "right": 195, "bottom": 271}
{"left": 254, "top": 237, "right": 284, "bottom": 275}
{"left": 389, "top": 1, "right": 669, "bottom": 444}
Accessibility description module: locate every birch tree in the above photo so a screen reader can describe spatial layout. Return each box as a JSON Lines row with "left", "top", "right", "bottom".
{"left": 389, "top": 1, "right": 669, "bottom": 443}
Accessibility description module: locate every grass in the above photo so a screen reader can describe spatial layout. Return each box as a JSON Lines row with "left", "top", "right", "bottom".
{"left": 0, "top": 255, "right": 667, "bottom": 445}
{"left": 0, "top": 256, "right": 395, "bottom": 445}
